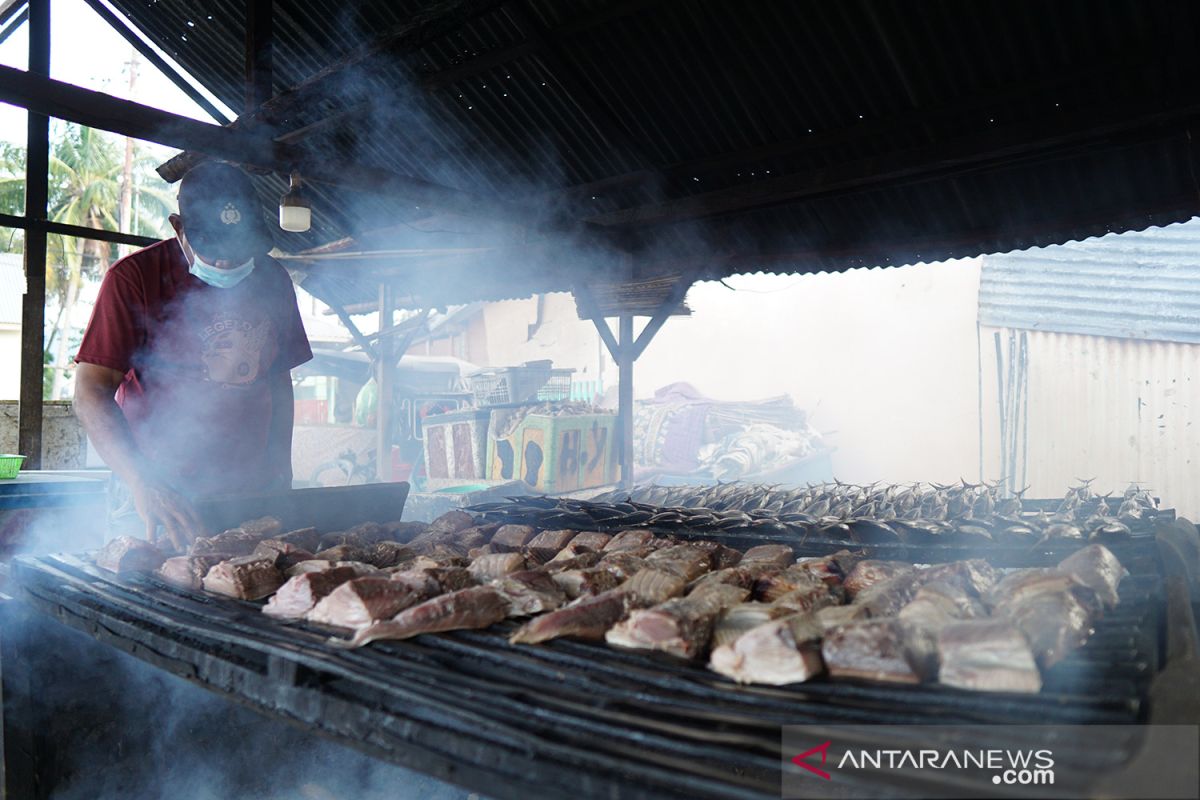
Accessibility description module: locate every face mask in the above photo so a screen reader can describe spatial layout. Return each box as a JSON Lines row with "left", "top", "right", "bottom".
{"left": 179, "top": 237, "right": 256, "bottom": 288}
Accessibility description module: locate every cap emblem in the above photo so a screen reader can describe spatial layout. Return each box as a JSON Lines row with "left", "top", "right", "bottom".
{"left": 220, "top": 203, "right": 242, "bottom": 225}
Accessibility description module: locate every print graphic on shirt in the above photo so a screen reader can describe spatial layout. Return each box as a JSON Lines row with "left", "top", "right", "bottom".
{"left": 200, "top": 315, "right": 274, "bottom": 386}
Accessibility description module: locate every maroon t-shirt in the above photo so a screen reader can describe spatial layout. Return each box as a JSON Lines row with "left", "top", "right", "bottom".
{"left": 76, "top": 239, "right": 312, "bottom": 497}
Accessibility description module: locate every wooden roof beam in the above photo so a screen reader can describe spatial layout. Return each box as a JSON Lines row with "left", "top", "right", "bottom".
{"left": 0, "top": 64, "right": 532, "bottom": 226}
{"left": 156, "top": 0, "right": 510, "bottom": 182}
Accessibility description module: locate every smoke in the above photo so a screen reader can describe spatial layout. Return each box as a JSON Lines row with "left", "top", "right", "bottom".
{"left": 9, "top": 607, "right": 478, "bottom": 800}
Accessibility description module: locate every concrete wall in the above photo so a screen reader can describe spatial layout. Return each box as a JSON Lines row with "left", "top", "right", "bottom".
{"left": 0, "top": 400, "right": 89, "bottom": 468}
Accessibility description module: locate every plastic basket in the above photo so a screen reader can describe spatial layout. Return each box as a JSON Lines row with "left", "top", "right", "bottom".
{"left": 469, "top": 366, "right": 573, "bottom": 406}
{"left": 0, "top": 454, "right": 26, "bottom": 479}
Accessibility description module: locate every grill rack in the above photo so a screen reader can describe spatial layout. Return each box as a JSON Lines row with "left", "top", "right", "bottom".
{"left": 10, "top": 526, "right": 1187, "bottom": 800}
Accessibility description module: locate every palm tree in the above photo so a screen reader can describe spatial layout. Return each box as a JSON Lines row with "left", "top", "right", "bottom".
{"left": 0, "top": 123, "right": 175, "bottom": 398}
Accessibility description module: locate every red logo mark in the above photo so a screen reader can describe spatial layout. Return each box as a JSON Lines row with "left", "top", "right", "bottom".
{"left": 791, "top": 741, "right": 832, "bottom": 780}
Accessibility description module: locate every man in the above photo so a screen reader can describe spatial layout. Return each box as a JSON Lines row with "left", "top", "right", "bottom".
{"left": 74, "top": 162, "right": 312, "bottom": 551}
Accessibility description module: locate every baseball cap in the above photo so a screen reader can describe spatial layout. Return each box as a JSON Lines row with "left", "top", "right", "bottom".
{"left": 177, "top": 162, "right": 270, "bottom": 260}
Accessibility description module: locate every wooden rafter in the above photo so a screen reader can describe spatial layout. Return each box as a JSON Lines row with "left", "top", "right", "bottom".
{"left": 156, "top": 0, "right": 509, "bottom": 182}
{"left": 0, "top": 64, "right": 541, "bottom": 227}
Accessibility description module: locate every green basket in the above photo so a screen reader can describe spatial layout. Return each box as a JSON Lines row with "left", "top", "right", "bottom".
{"left": 0, "top": 454, "right": 26, "bottom": 479}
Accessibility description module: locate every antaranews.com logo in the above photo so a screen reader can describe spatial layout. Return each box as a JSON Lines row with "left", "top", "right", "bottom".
{"left": 791, "top": 739, "right": 1055, "bottom": 786}
{"left": 781, "top": 725, "right": 1199, "bottom": 800}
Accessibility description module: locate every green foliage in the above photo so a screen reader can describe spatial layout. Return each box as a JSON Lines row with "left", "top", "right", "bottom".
{"left": 0, "top": 122, "right": 179, "bottom": 399}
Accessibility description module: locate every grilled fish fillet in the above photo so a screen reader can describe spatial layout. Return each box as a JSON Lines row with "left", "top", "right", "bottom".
{"left": 525, "top": 529, "right": 577, "bottom": 562}
{"left": 843, "top": 560, "right": 913, "bottom": 600}
{"left": 509, "top": 589, "right": 630, "bottom": 644}
{"left": 306, "top": 577, "right": 428, "bottom": 628}
{"left": 569, "top": 531, "right": 613, "bottom": 552}
{"left": 468, "top": 552, "right": 528, "bottom": 581}
{"left": 821, "top": 618, "right": 935, "bottom": 684}
{"left": 493, "top": 570, "right": 567, "bottom": 616}
{"left": 606, "top": 583, "right": 749, "bottom": 659}
{"left": 158, "top": 554, "right": 227, "bottom": 590}
{"left": 738, "top": 544, "right": 795, "bottom": 569}
{"left": 552, "top": 567, "right": 623, "bottom": 599}
{"left": 96, "top": 536, "right": 166, "bottom": 574}
{"left": 1057, "top": 544, "right": 1125, "bottom": 610}
{"left": 490, "top": 524, "right": 538, "bottom": 552}
{"left": 709, "top": 612, "right": 825, "bottom": 685}
{"left": 201, "top": 556, "right": 283, "bottom": 600}
{"left": 263, "top": 566, "right": 359, "bottom": 619}
{"left": 898, "top": 582, "right": 985, "bottom": 632}
{"left": 602, "top": 529, "right": 656, "bottom": 551}
{"left": 710, "top": 602, "right": 790, "bottom": 649}
{"left": 937, "top": 619, "right": 1042, "bottom": 693}
{"left": 340, "top": 586, "right": 511, "bottom": 647}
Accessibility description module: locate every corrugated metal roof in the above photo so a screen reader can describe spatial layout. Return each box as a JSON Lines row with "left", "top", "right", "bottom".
{"left": 98, "top": 0, "right": 1200, "bottom": 309}
{"left": 0, "top": 253, "right": 25, "bottom": 325}
{"left": 979, "top": 217, "right": 1200, "bottom": 343}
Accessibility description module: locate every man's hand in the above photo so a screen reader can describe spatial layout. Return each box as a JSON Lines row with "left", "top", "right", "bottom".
{"left": 130, "top": 479, "right": 205, "bottom": 552}
{"left": 77, "top": 363, "right": 206, "bottom": 549}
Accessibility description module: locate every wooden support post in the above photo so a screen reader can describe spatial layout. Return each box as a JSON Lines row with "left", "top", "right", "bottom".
{"left": 376, "top": 284, "right": 396, "bottom": 482}
{"left": 244, "top": 0, "right": 273, "bottom": 113}
{"left": 576, "top": 276, "right": 692, "bottom": 489}
{"left": 617, "top": 314, "right": 634, "bottom": 488}
{"left": 18, "top": 0, "right": 49, "bottom": 469}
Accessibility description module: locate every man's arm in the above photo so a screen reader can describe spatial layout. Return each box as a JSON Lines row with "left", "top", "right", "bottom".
{"left": 74, "top": 363, "right": 205, "bottom": 550}
{"left": 266, "top": 368, "right": 295, "bottom": 490}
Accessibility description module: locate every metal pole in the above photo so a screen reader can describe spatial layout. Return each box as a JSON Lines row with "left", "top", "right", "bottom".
{"left": 618, "top": 314, "right": 634, "bottom": 488}
{"left": 18, "top": 0, "right": 50, "bottom": 469}
{"left": 376, "top": 284, "right": 395, "bottom": 482}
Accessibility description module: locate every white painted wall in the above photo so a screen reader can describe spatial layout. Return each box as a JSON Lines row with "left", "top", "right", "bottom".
{"left": 474, "top": 264, "right": 990, "bottom": 486}
{"left": 633, "top": 262, "right": 990, "bottom": 486}
{"left": 0, "top": 325, "right": 19, "bottom": 401}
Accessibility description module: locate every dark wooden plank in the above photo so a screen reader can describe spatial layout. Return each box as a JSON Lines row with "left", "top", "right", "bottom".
{"left": 79, "top": 0, "right": 230, "bottom": 123}
{"left": 244, "top": 0, "right": 273, "bottom": 114}
{"left": 12, "top": 556, "right": 773, "bottom": 800}
{"left": 17, "top": 0, "right": 48, "bottom": 471}
{"left": 0, "top": 65, "right": 530, "bottom": 226}
{"left": 190, "top": 482, "right": 411, "bottom": 534}
{"left": 0, "top": 211, "right": 159, "bottom": 247}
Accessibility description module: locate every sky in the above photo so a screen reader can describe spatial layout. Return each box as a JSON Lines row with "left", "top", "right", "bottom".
{"left": 0, "top": 0, "right": 235, "bottom": 146}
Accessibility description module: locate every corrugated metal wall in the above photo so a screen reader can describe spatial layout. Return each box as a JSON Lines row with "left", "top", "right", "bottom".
{"left": 991, "top": 329, "right": 1200, "bottom": 519}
